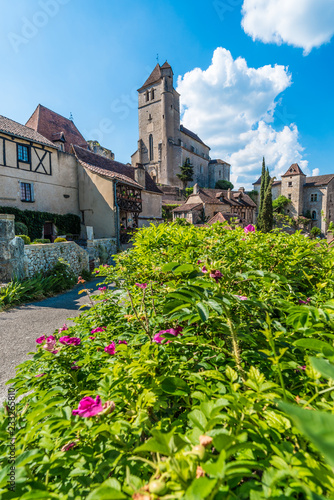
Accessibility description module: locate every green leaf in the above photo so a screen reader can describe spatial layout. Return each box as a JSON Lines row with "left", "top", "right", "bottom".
{"left": 161, "top": 262, "right": 179, "bottom": 272}
{"left": 161, "top": 377, "right": 190, "bottom": 396}
{"left": 294, "top": 339, "right": 333, "bottom": 352}
{"left": 184, "top": 477, "right": 217, "bottom": 500}
{"left": 279, "top": 402, "right": 334, "bottom": 467}
{"left": 188, "top": 409, "right": 208, "bottom": 432}
{"left": 196, "top": 302, "right": 210, "bottom": 321}
{"left": 310, "top": 357, "right": 334, "bottom": 379}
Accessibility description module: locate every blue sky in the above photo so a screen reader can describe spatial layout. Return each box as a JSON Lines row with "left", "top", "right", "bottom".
{"left": 0, "top": 0, "right": 333, "bottom": 188}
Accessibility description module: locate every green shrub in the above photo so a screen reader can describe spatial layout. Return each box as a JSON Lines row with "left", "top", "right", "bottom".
{"left": 2, "top": 224, "right": 334, "bottom": 499}
{"left": 14, "top": 221, "right": 28, "bottom": 235}
{"left": 54, "top": 237, "right": 67, "bottom": 243}
{"left": 32, "top": 238, "right": 51, "bottom": 244}
{"left": 310, "top": 226, "right": 321, "bottom": 238}
{"left": 17, "top": 234, "right": 31, "bottom": 245}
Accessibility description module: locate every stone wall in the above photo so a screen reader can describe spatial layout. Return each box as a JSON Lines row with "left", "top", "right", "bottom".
{"left": 0, "top": 214, "right": 24, "bottom": 282}
{"left": 86, "top": 238, "right": 117, "bottom": 266}
{"left": 23, "top": 241, "right": 89, "bottom": 278}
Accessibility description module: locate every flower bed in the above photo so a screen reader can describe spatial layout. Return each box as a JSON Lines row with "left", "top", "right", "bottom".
{"left": 1, "top": 222, "right": 334, "bottom": 499}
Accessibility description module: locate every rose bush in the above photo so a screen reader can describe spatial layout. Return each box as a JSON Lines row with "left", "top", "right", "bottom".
{"left": 1, "top": 222, "right": 334, "bottom": 499}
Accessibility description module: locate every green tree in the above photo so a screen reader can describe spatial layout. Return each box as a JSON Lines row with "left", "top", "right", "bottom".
{"left": 185, "top": 187, "right": 194, "bottom": 198}
{"left": 177, "top": 158, "right": 194, "bottom": 189}
{"left": 215, "top": 180, "right": 234, "bottom": 190}
{"left": 272, "top": 195, "right": 290, "bottom": 214}
{"left": 261, "top": 178, "right": 274, "bottom": 232}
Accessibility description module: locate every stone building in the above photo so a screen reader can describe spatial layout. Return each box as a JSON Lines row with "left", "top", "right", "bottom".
{"left": 253, "top": 163, "right": 334, "bottom": 234}
{"left": 172, "top": 184, "right": 256, "bottom": 225}
{"left": 131, "top": 62, "right": 230, "bottom": 189}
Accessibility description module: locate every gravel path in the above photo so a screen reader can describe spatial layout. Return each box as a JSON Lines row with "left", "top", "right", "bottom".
{"left": 0, "top": 280, "right": 102, "bottom": 405}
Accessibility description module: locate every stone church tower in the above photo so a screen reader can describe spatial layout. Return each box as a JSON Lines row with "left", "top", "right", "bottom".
{"left": 131, "top": 62, "right": 182, "bottom": 187}
{"left": 131, "top": 61, "right": 231, "bottom": 190}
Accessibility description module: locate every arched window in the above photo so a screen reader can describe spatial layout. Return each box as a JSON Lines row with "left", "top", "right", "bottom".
{"left": 312, "top": 210, "right": 317, "bottom": 220}
{"left": 151, "top": 89, "right": 155, "bottom": 100}
{"left": 149, "top": 134, "right": 154, "bottom": 161}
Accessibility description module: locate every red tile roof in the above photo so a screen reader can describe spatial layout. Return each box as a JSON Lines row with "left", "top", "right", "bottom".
{"left": 0, "top": 114, "right": 56, "bottom": 148}
{"left": 73, "top": 145, "right": 163, "bottom": 194}
{"left": 138, "top": 64, "right": 163, "bottom": 91}
{"left": 173, "top": 203, "right": 203, "bottom": 213}
{"left": 282, "top": 163, "right": 306, "bottom": 177}
{"left": 26, "top": 104, "right": 88, "bottom": 153}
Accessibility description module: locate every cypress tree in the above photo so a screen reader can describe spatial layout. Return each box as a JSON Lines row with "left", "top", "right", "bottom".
{"left": 261, "top": 178, "right": 274, "bottom": 233}
{"left": 177, "top": 158, "right": 194, "bottom": 190}
{"left": 259, "top": 157, "right": 266, "bottom": 213}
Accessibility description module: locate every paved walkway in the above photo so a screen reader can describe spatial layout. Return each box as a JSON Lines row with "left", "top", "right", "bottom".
{"left": 0, "top": 280, "right": 102, "bottom": 405}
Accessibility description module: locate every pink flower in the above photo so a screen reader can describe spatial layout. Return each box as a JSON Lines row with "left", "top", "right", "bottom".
{"left": 210, "top": 270, "right": 223, "bottom": 283}
{"left": 35, "top": 373, "right": 45, "bottom": 378}
{"left": 91, "top": 327, "right": 106, "bottom": 334}
{"left": 72, "top": 395, "right": 103, "bottom": 417}
{"left": 118, "top": 340, "right": 128, "bottom": 345}
{"left": 58, "top": 324, "right": 68, "bottom": 334}
{"left": 153, "top": 333, "right": 165, "bottom": 344}
{"left": 197, "top": 260, "right": 202, "bottom": 265}
{"left": 244, "top": 224, "right": 255, "bottom": 234}
{"left": 104, "top": 342, "right": 116, "bottom": 355}
{"left": 59, "top": 336, "right": 81, "bottom": 346}
{"left": 99, "top": 287, "right": 107, "bottom": 292}
{"left": 299, "top": 298, "right": 311, "bottom": 305}
{"left": 89, "top": 336, "right": 96, "bottom": 340}
{"left": 201, "top": 266, "right": 208, "bottom": 273}
{"left": 94, "top": 269, "right": 100, "bottom": 274}
{"left": 160, "top": 327, "right": 183, "bottom": 337}
{"left": 36, "top": 335, "right": 46, "bottom": 344}
{"left": 71, "top": 362, "right": 80, "bottom": 370}
{"left": 135, "top": 283, "right": 148, "bottom": 289}
{"left": 43, "top": 336, "right": 57, "bottom": 352}
{"left": 103, "top": 264, "right": 110, "bottom": 268}
{"left": 235, "top": 295, "right": 248, "bottom": 300}
{"left": 298, "top": 365, "right": 306, "bottom": 371}
{"left": 61, "top": 440, "right": 79, "bottom": 452}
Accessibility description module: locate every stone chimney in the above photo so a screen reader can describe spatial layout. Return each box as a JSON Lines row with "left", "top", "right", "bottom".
{"left": 193, "top": 183, "right": 199, "bottom": 195}
{"left": 238, "top": 187, "right": 245, "bottom": 193}
{"left": 134, "top": 163, "right": 146, "bottom": 188}
{"left": 227, "top": 188, "right": 231, "bottom": 200}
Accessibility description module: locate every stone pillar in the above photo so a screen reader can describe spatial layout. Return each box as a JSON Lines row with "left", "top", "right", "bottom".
{"left": 0, "top": 214, "right": 25, "bottom": 282}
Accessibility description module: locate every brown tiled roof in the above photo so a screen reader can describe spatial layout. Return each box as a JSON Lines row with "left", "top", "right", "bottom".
{"left": 0, "top": 114, "right": 56, "bottom": 148}
{"left": 160, "top": 61, "right": 172, "bottom": 69}
{"left": 180, "top": 125, "right": 210, "bottom": 149}
{"left": 206, "top": 212, "right": 243, "bottom": 225}
{"left": 173, "top": 203, "right": 202, "bottom": 213}
{"left": 282, "top": 163, "right": 306, "bottom": 177}
{"left": 253, "top": 175, "right": 281, "bottom": 186}
{"left": 73, "top": 145, "right": 163, "bottom": 194}
{"left": 209, "top": 159, "right": 231, "bottom": 166}
{"left": 190, "top": 188, "right": 256, "bottom": 209}
{"left": 138, "top": 64, "right": 162, "bottom": 91}
{"left": 305, "top": 174, "right": 334, "bottom": 186}
{"left": 26, "top": 105, "right": 88, "bottom": 153}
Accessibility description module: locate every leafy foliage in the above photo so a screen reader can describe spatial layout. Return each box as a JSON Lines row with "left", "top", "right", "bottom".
{"left": 0, "top": 206, "right": 81, "bottom": 241}
{"left": 177, "top": 157, "right": 194, "bottom": 189}
{"left": 162, "top": 205, "right": 179, "bottom": 222}
{"left": 310, "top": 226, "right": 321, "bottom": 238}
{"left": 16, "top": 234, "right": 31, "bottom": 245}
{"left": 14, "top": 222, "right": 28, "bottom": 236}
{"left": 214, "top": 180, "right": 234, "bottom": 190}
{"left": 54, "top": 237, "right": 68, "bottom": 243}
{"left": 272, "top": 195, "right": 290, "bottom": 214}
{"left": 2, "top": 223, "right": 334, "bottom": 499}
{"left": 32, "top": 238, "right": 51, "bottom": 244}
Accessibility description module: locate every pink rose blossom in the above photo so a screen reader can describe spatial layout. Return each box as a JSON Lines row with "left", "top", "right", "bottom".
{"left": 72, "top": 395, "right": 103, "bottom": 417}
{"left": 61, "top": 440, "right": 79, "bottom": 452}
{"left": 297, "top": 365, "right": 306, "bottom": 371}
{"left": 235, "top": 295, "right": 248, "bottom": 300}
{"left": 59, "top": 336, "right": 81, "bottom": 346}
{"left": 91, "top": 327, "right": 106, "bottom": 334}
{"left": 135, "top": 283, "right": 148, "bottom": 289}
{"left": 197, "top": 260, "right": 202, "bottom": 265}
{"left": 201, "top": 266, "right": 208, "bottom": 273}
{"left": 118, "top": 340, "right": 128, "bottom": 345}
{"left": 98, "top": 287, "right": 107, "bottom": 292}
{"left": 299, "top": 298, "right": 311, "bottom": 305}
{"left": 71, "top": 362, "right": 80, "bottom": 370}
{"left": 94, "top": 269, "right": 100, "bottom": 274}
{"left": 35, "top": 373, "right": 45, "bottom": 378}
{"left": 153, "top": 333, "right": 165, "bottom": 344}
{"left": 104, "top": 342, "right": 116, "bottom": 355}
{"left": 36, "top": 335, "right": 46, "bottom": 344}
{"left": 244, "top": 224, "right": 255, "bottom": 234}
{"left": 58, "top": 324, "right": 68, "bottom": 334}
{"left": 210, "top": 270, "right": 223, "bottom": 283}
{"left": 43, "top": 336, "right": 57, "bottom": 352}
{"left": 89, "top": 336, "right": 96, "bottom": 340}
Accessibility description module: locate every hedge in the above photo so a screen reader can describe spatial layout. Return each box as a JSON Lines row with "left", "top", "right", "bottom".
{"left": 0, "top": 206, "right": 81, "bottom": 241}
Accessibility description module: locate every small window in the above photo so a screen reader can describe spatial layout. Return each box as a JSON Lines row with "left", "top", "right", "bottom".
{"left": 149, "top": 134, "right": 154, "bottom": 161}
{"left": 288, "top": 182, "right": 292, "bottom": 187}
{"left": 191, "top": 146, "right": 195, "bottom": 153}
{"left": 145, "top": 91, "right": 149, "bottom": 102}
{"left": 151, "top": 89, "right": 155, "bottom": 100}
{"left": 200, "top": 165, "right": 203, "bottom": 174}
{"left": 312, "top": 211, "right": 317, "bottom": 220}
{"left": 288, "top": 194, "right": 292, "bottom": 200}
{"left": 219, "top": 170, "right": 222, "bottom": 178}
{"left": 311, "top": 194, "right": 318, "bottom": 202}
{"left": 17, "top": 144, "right": 29, "bottom": 162}
{"left": 20, "top": 182, "right": 34, "bottom": 202}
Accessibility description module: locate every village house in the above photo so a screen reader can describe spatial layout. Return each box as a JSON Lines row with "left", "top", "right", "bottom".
{"left": 131, "top": 62, "right": 231, "bottom": 191}
{"left": 0, "top": 105, "right": 163, "bottom": 244}
{"left": 253, "top": 163, "right": 334, "bottom": 234}
{"left": 172, "top": 184, "right": 256, "bottom": 225}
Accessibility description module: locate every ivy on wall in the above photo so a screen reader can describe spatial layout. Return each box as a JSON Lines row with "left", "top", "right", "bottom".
{"left": 0, "top": 206, "right": 81, "bottom": 241}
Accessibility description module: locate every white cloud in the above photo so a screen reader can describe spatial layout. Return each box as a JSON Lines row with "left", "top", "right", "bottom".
{"left": 312, "top": 168, "right": 320, "bottom": 176}
{"left": 241, "top": 0, "right": 334, "bottom": 55}
{"left": 177, "top": 47, "right": 308, "bottom": 189}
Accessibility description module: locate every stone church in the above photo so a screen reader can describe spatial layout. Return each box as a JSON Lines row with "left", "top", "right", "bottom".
{"left": 131, "top": 62, "right": 230, "bottom": 189}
